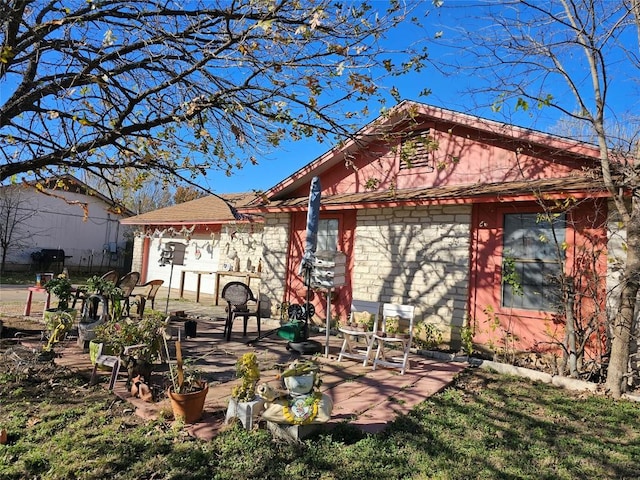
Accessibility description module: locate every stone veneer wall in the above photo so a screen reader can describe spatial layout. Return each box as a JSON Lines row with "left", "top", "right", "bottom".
{"left": 352, "top": 204, "right": 472, "bottom": 345}
{"left": 261, "top": 205, "right": 472, "bottom": 343}
{"left": 260, "top": 213, "right": 291, "bottom": 318}
{"left": 131, "top": 235, "right": 144, "bottom": 274}
{"left": 217, "top": 223, "right": 264, "bottom": 275}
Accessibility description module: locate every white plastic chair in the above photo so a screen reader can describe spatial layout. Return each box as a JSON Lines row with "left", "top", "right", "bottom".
{"left": 367, "top": 303, "right": 416, "bottom": 375}
{"left": 77, "top": 294, "right": 109, "bottom": 348}
{"left": 337, "top": 299, "right": 381, "bottom": 366}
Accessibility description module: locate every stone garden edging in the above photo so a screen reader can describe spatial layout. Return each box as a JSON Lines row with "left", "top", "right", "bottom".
{"left": 416, "top": 348, "right": 640, "bottom": 403}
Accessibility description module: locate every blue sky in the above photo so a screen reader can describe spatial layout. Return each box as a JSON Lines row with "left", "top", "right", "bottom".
{"left": 203, "top": 4, "right": 536, "bottom": 194}
{"left": 202, "top": 1, "right": 637, "bottom": 194}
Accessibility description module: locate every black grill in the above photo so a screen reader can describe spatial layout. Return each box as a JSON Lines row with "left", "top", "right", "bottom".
{"left": 31, "top": 249, "right": 71, "bottom": 272}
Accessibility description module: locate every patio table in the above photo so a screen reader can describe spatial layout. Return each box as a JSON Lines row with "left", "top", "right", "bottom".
{"left": 24, "top": 286, "right": 51, "bottom": 317}
{"left": 179, "top": 270, "right": 214, "bottom": 303}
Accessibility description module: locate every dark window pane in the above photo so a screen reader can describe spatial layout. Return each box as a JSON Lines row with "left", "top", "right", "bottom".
{"left": 502, "top": 213, "right": 565, "bottom": 312}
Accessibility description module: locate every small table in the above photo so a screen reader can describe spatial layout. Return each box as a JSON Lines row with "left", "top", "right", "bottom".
{"left": 179, "top": 270, "right": 214, "bottom": 303}
{"left": 214, "top": 271, "right": 261, "bottom": 305}
{"left": 24, "top": 286, "right": 51, "bottom": 317}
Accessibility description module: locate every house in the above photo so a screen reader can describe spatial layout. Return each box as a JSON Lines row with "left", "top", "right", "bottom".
{"left": 238, "top": 100, "right": 614, "bottom": 354}
{"left": 0, "top": 175, "right": 133, "bottom": 274}
{"left": 120, "top": 193, "right": 264, "bottom": 303}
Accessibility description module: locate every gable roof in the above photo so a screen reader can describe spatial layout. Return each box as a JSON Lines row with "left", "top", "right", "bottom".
{"left": 9, "top": 174, "right": 134, "bottom": 216}
{"left": 120, "top": 192, "right": 260, "bottom": 226}
{"left": 257, "top": 100, "right": 603, "bottom": 204}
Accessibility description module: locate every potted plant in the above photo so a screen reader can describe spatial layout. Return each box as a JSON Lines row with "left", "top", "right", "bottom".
{"left": 225, "top": 352, "right": 264, "bottom": 429}
{"left": 351, "top": 311, "right": 375, "bottom": 332}
{"left": 85, "top": 275, "right": 124, "bottom": 321}
{"left": 90, "top": 311, "right": 167, "bottom": 371}
{"left": 42, "top": 273, "right": 77, "bottom": 351}
{"left": 383, "top": 315, "right": 400, "bottom": 338}
{"left": 167, "top": 337, "right": 208, "bottom": 424}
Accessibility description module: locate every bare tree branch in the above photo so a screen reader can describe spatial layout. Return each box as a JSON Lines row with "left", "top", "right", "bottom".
{"left": 1, "top": 0, "right": 431, "bottom": 194}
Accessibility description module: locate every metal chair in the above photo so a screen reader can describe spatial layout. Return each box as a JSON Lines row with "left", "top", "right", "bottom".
{"left": 221, "top": 281, "right": 261, "bottom": 341}
{"left": 338, "top": 299, "right": 381, "bottom": 366}
{"left": 366, "top": 303, "right": 416, "bottom": 375}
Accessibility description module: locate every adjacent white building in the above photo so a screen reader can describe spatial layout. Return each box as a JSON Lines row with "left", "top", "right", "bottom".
{"left": 0, "top": 175, "right": 133, "bottom": 274}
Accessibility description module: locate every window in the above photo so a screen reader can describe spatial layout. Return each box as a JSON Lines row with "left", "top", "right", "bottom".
{"left": 502, "top": 213, "right": 565, "bottom": 311}
{"left": 317, "top": 218, "right": 338, "bottom": 252}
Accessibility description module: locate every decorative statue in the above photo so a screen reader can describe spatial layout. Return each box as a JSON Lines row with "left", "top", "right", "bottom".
{"left": 258, "top": 360, "right": 333, "bottom": 425}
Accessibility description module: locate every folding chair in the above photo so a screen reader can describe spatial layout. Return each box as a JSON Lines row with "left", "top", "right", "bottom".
{"left": 89, "top": 342, "right": 121, "bottom": 390}
{"left": 367, "top": 303, "right": 416, "bottom": 375}
{"left": 337, "top": 299, "right": 381, "bottom": 366}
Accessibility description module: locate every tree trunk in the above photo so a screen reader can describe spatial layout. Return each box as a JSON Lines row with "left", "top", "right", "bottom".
{"left": 565, "top": 282, "right": 579, "bottom": 378}
{"left": 605, "top": 203, "right": 640, "bottom": 397}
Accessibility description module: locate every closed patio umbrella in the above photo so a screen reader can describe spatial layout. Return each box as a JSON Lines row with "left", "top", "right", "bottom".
{"left": 300, "top": 176, "right": 321, "bottom": 275}
{"left": 289, "top": 176, "right": 323, "bottom": 355}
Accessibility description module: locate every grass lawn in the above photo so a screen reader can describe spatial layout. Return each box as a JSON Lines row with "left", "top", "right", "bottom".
{"left": 0, "top": 352, "right": 638, "bottom": 480}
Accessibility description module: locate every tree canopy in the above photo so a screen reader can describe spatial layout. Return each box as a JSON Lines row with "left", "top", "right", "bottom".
{"left": 1, "top": 0, "right": 429, "bottom": 192}
{"left": 436, "top": 0, "right": 640, "bottom": 397}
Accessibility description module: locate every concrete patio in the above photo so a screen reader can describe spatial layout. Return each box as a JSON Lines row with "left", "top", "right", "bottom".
{"left": 0, "top": 284, "right": 467, "bottom": 440}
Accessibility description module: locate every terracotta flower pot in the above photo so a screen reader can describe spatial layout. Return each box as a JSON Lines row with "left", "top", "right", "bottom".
{"left": 167, "top": 383, "right": 208, "bottom": 424}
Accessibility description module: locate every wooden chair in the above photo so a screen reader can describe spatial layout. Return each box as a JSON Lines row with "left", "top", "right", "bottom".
{"left": 366, "top": 303, "right": 416, "bottom": 375}
{"left": 221, "top": 281, "right": 261, "bottom": 341}
{"left": 337, "top": 299, "right": 381, "bottom": 366}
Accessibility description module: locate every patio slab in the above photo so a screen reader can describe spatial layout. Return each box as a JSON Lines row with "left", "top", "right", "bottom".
{"left": 0, "top": 284, "right": 467, "bottom": 440}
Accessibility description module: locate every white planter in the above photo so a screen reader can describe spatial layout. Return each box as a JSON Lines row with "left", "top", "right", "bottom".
{"left": 225, "top": 397, "right": 265, "bottom": 430}
{"left": 283, "top": 374, "right": 315, "bottom": 395}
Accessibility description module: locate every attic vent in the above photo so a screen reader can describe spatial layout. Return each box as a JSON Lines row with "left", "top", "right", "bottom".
{"left": 399, "top": 129, "right": 437, "bottom": 171}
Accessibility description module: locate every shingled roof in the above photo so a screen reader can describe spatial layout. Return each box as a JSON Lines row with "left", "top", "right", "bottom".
{"left": 240, "top": 175, "right": 608, "bottom": 213}
{"left": 120, "top": 193, "right": 260, "bottom": 226}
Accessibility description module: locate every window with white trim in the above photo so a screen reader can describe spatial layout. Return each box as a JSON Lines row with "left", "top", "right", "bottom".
{"left": 317, "top": 218, "right": 339, "bottom": 252}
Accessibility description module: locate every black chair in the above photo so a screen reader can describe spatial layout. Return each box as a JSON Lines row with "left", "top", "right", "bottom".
{"left": 221, "top": 281, "right": 262, "bottom": 341}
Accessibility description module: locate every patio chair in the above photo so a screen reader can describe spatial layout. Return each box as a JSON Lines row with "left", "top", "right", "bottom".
{"left": 221, "top": 281, "right": 261, "bottom": 341}
{"left": 116, "top": 272, "right": 140, "bottom": 317}
{"left": 72, "top": 269, "right": 119, "bottom": 310}
{"left": 89, "top": 343, "right": 148, "bottom": 390}
{"left": 337, "top": 299, "right": 381, "bottom": 366}
{"left": 89, "top": 342, "right": 121, "bottom": 390}
{"left": 137, "top": 279, "right": 164, "bottom": 310}
{"left": 366, "top": 303, "right": 416, "bottom": 375}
